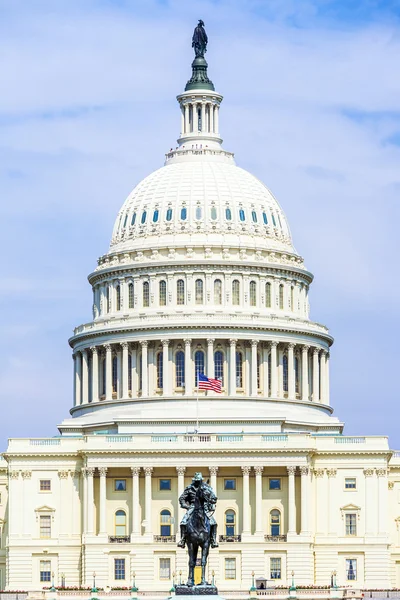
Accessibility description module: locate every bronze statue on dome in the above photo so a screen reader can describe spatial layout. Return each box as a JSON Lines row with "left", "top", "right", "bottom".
{"left": 192, "top": 19, "right": 208, "bottom": 58}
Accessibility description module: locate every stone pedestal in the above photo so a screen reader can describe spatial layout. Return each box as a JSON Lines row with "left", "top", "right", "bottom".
{"left": 175, "top": 585, "right": 218, "bottom": 596}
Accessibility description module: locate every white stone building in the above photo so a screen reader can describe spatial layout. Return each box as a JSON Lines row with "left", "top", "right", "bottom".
{"left": 2, "top": 32, "right": 400, "bottom": 595}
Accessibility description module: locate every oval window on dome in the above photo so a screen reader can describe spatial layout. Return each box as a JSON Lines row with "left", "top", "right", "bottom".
{"left": 263, "top": 212, "right": 268, "bottom": 225}
{"left": 131, "top": 212, "right": 136, "bottom": 226}
{"left": 196, "top": 207, "right": 202, "bottom": 220}
{"left": 141, "top": 211, "right": 147, "bottom": 224}
{"left": 166, "top": 208, "right": 173, "bottom": 221}
{"left": 153, "top": 209, "right": 159, "bottom": 223}
{"left": 211, "top": 207, "right": 217, "bottom": 220}
{"left": 251, "top": 210, "right": 258, "bottom": 223}
{"left": 181, "top": 207, "right": 187, "bottom": 220}
{"left": 123, "top": 214, "right": 128, "bottom": 228}
{"left": 239, "top": 209, "right": 246, "bottom": 222}
{"left": 272, "top": 214, "right": 277, "bottom": 227}
{"left": 225, "top": 208, "right": 232, "bottom": 221}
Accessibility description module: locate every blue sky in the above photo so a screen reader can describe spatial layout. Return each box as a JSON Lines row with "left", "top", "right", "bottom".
{"left": 1, "top": 0, "right": 399, "bottom": 447}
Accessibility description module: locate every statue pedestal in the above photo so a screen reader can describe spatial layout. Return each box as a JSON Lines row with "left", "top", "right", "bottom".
{"left": 175, "top": 585, "right": 219, "bottom": 596}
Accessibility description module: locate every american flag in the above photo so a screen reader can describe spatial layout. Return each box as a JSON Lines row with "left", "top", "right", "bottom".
{"left": 198, "top": 373, "right": 222, "bottom": 393}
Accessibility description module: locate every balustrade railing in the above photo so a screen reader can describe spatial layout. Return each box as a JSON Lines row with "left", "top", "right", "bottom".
{"left": 108, "top": 535, "right": 130, "bottom": 543}
{"left": 151, "top": 436, "right": 178, "bottom": 442}
{"left": 153, "top": 535, "right": 176, "bottom": 543}
{"left": 219, "top": 534, "right": 242, "bottom": 542}
{"left": 264, "top": 534, "right": 287, "bottom": 542}
{"left": 216, "top": 435, "right": 243, "bottom": 442}
{"left": 184, "top": 435, "right": 211, "bottom": 443}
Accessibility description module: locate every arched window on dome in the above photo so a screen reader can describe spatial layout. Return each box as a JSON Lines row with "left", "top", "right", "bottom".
{"left": 166, "top": 208, "right": 173, "bottom": 221}
{"left": 214, "top": 351, "right": 224, "bottom": 387}
{"left": 295, "top": 356, "right": 300, "bottom": 395}
{"left": 112, "top": 355, "right": 118, "bottom": 395}
{"left": 268, "top": 352, "right": 271, "bottom": 395}
{"left": 214, "top": 279, "right": 222, "bottom": 305}
{"left": 159, "top": 280, "right": 167, "bottom": 306}
{"left": 232, "top": 280, "right": 240, "bottom": 306}
{"left": 143, "top": 281, "right": 150, "bottom": 307}
{"left": 279, "top": 284, "right": 284, "bottom": 310}
{"left": 195, "top": 279, "right": 203, "bottom": 304}
{"left": 250, "top": 281, "right": 257, "bottom": 307}
{"left": 291, "top": 286, "right": 294, "bottom": 311}
{"left": 236, "top": 351, "right": 243, "bottom": 388}
{"left": 131, "top": 212, "right": 136, "bottom": 226}
{"left": 211, "top": 207, "right": 217, "bottom": 220}
{"left": 270, "top": 509, "right": 281, "bottom": 536}
{"left": 272, "top": 213, "right": 277, "bottom": 227}
{"left": 156, "top": 351, "right": 163, "bottom": 390}
{"left": 195, "top": 350, "right": 205, "bottom": 386}
{"left": 251, "top": 210, "right": 258, "bottom": 223}
{"left": 160, "top": 509, "right": 172, "bottom": 537}
{"left": 196, "top": 207, "right": 202, "bottom": 220}
{"left": 123, "top": 214, "right": 128, "bottom": 228}
{"left": 128, "top": 282, "right": 134, "bottom": 309}
{"left": 153, "top": 209, "right": 159, "bottom": 223}
{"left": 177, "top": 279, "right": 185, "bottom": 305}
{"left": 263, "top": 212, "right": 268, "bottom": 225}
{"left": 225, "top": 208, "right": 232, "bottom": 221}
{"left": 141, "top": 210, "right": 147, "bottom": 224}
{"left": 116, "top": 285, "right": 121, "bottom": 312}
{"left": 115, "top": 510, "right": 127, "bottom": 536}
{"left": 175, "top": 350, "right": 185, "bottom": 388}
{"left": 239, "top": 209, "right": 246, "bottom": 222}
{"left": 283, "top": 355, "right": 288, "bottom": 395}
{"left": 225, "top": 510, "right": 236, "bottom": 536}
{"left": 266, "top": 282, "right": 271, "bottom": 308}
{"left": 128, "top": 353, "right": 132, "bottom": 393}
{"left": 180, "top": 207, "right": 187, "bottom": 221}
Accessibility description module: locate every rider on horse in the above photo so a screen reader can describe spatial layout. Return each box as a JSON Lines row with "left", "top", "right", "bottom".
{"left": 177, "top": 472, "right": 219, "bottom": 549}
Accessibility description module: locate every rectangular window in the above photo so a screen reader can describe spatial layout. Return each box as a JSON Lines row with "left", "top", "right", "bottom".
{"left": 269, "top": 478, "right": 281, "bottom": 490}
{"left": 114, "top": 479, "right": 126, "bottom": 492}
{"left": 224, "top": 479, "right": 236, "bottom": 490}
{"left": 114, "top": 558, "right": 125, "bottom": 580}
{"left": 270, "top": 557, "right": 282, "bottom": 579}
{"left": 160, "top": 479, "right": 171, "bottom": 491}
{"left": 159, "top": 558, "right": 171, "bottom": 580}
{"left": 345, "top": 478, "right": 357, "bottom": 490}
{"left": 40, "top": 560, "right": 51, "bottom": 582}
{"left": 40, "top": 515, "right": 51, "bottom": 539}
{"left": 345, "top": 513, "right": 357, "bottom": 536}
{"left": 225, "top": 557, "right": 236, "bottom": 580}
{"left": 346, "top": 558, "right": 357, "bottom": 581}
{"left": 40, "top": 479, "right": 51, "bottom": 491}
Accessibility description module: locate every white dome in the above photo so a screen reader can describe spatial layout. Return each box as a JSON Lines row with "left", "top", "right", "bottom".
{"left": 109, "top": 155, "right": 296, "bottom": 256}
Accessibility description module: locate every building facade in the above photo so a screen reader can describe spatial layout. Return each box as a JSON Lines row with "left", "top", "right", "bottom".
{"left": 2, "top": 33, "right": 400, "bottom": 594}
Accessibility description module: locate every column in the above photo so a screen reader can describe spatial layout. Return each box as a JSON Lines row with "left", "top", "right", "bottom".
{"left": 301, "top": 345, "right": 309, "bottom": 401}
{"left": 140, "top": 340, "right": 148, "bottom": 398}
{"left": 255, "top": 466, "right": 263, "bottom": 534}
{"left": 131, "top": 467, "right": 141, "bottom": 537}
{"left": 75, "top": 351, "right": 82, "bottom": 406}
{"left": 180, "top": 106, "right": 185, "bottom": 136}
{"left": 99, "top": 467, "right": 107, "bottom": 534}
{"left": 162, "top": 340, "right": 170, "bottom": 396}
{"left": 91, "top": 347, "right": 99, "bottom": 402}
{"left": 105, "top": 344, "right": 113, "bottom": 401}
{"left": 184, "top": 339, "right": 192, "bottom": 396}
{"left": 241, "top": 466, "right": 251, "bottom": 534}
{"left": 287, "top": 466, "right": 296, "bottom": 534}
{"left": 209, "top": 466, "right": 218, "bottom": 493}
{"left": 207, "top": 338, "right": 214, "bottom": 378}
{"left": 300, "top": 466, "right": 310, "bottom": 534}
{"left": 263, "top": 344, "right": 269, "bottom": 398}
{"left": 320, "top": 351, "right": 326, "bottom": 403}
{"left": 193, "top": 102, "right": 198, "bottom": 132}
{"left": 270, "top": 341, "right": 278, "bottom": 397}
{"left": 117, "top": 348, "right": 122, "bottom": 398}
{"left": 209, "top": 103, "right": 214, "bottom": 133}
{"left": 144, "top": 467, "right": 153, "bottom": 536}
{"left": 184, "top": 103, "right": 189, "bottom": 133}
{"left": 201, "top": 102, "right": 206, "bottom": 132}
{"left": 314, "top": 469, "right": 327, "bottom": 534}
{"left": 364, "top": 468, "right": 376, "bottom": 535}
{"left": 82, "top": 349, "right": 89, "bottom": 404}
{"left": 325, "top": 352, "right": 330, "bottom": 405}
{"left": 82, "top": 467, "right": 88, "bottom": 534}
{"left": 177, "top": 467, "right": 186, "bottom": 523}
{"left": 288, "top": 343, "right": 295, "bottom": 400}
{"left": 377, "top": 469, "right": 388, "bottom": 534}
{"left": 121, "top": 342, "right": 129, "bottom": 399}
{"left": 86, "top": 467, "right": 95, "bottom": 535}
{"left": 327, "top": 469, "right": 337, "bottom": 535}
{"left": 312, "top": 348, "right": 320, "bottom": 402}
{"left": 214, "top": 104, "right": 219, "bottom": 134}
{"left": 131, "top": 344, "right": 137, "bottom": 398}
{"left": 251, "top": 340, "right": 258, "bottom": 397}
{"left": 229, "top": 339, "right": 237, "bottom": 396}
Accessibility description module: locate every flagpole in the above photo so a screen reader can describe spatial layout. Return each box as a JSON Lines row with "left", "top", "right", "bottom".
{"left": 196, "top": 368, "right": 199, "bottom": 433}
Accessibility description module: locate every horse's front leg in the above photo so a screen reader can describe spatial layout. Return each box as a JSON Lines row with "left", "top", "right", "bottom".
{"left": 201, "top": 542, "right": 210, "bottom": 585}
{"left": 187, "top": 542, "right": 197, "bottom": 587}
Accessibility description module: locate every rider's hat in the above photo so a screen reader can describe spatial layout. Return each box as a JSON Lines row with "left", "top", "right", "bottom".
{"left": 193, "top": 472, "right": 203, "bottom": 481}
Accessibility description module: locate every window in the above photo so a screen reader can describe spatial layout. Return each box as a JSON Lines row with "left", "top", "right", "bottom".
{"left": 269, "top": 479, "right": 281, "bottom": 490}
{"left": 128, "top": 282, "right": 134, "bottom": 308}
{"left": 283, "top": 355, "right": 288, "bottom": 393}
{"left": 112, "top": 355, "right": 118, "bottom": 394}
{"left": 224, "top": 479, "right": 236, "bottom": 490}
{"left": 265, "top": 282, "right": 271, "bottom": 308}
{"left": 225, "top": 510, "right": 236, "bottom": 536}
{"left": 131, "top": 212, "right": 136, "bottom": 226}
{"left": 160, "top": 557, "right": 171, "bottom": 580}
{"left": 177, "top": 279, "right": 185, "bottom": 305}
{"left": 250, "top": 281, "right": 257, "bottom": 306}
{"left": 251, "top": 210, "right": 257, "bottom": 223}
{"left": 272, "top": 213, "right": 277, "bottom": 227}
{"left": 196, "top": 206, "right": 202, "bottom": 220}
{"left": 239, "top": 209, "right": 245, "bottom": 222}
{"left": 270, "top": 509, "right": 281, "bottom": 536}
{"left": 225, "top": 557, "right": 236, "bottom": 580}
{"left": 153, "top": 209, "right": 159, "bottom": 222}
{"left": 159, "top": 280, "right": 167, "bottom": 306}
{"left": 116, "top": 285, "right": 121, "bottom": 311}
{"left": 114, "top": 558, "right": 125, "bottom": 580}
{"left": 226, "top": 208, "right": 232, "bottom": 220}
{"left": 346, "top": 559, "right": 357, "bottom": 581}
{"left": 211, "top": 207, "right": 217, "bottom": 220}
{"left": 214, "top": 279, "right": 222, "bottom": 305}
{"left": 115, "top": 479, "right": 126, "bottom": 492}
{"left": 195, "top": 350, "right": 205, "bottom": 385}
{"left": 160, "top": 509, "right": 172, "bottom": 536}
{"left": 345, "top": 513, "right": 357, "bottom": 536}
{"left": 195, "top": 279, "right": 204, "bottom": 304}
{"left": 263, "top": 212, "right": 268, "bottom": 225}
{"left": 181, "top": 207, "right": 187, "bottom": 220}
{"left": 214, "top": 351, "right": 224, "bottom": 386}
{"left": 232, "top": 280, "right": 240, "bottom": 306}
{"left": 236, "top": 351, "right": 243, "bottom": 388}
{"left": 143, "top": 281, "right": 149, "bottom": 307}
{"left": 279, "top": 284, "right": 284, "bottom": 309}
{"left": 160, "top": 479, "right": 171, "bottom": 491}
{"left": 270, "top": 557, "right": 281, "bottom": 580}
{"left": 40, "top": 560, "right": 51, "bottom": 582}
{"left": 157, "top": 352, "right": 163, "bottom": 389}
{"left": 176, "top": 351, "right": 185, "bottom": 388}
{"left": 345, "top": 478, "right": 357, "bottom": 490}
{"left": 166, "top": 208, "right": 173, "bottom": 221}
{"left": 123, "top": 214, "right": 128, "bottom": 228}
{"left": 106, "top": 286, "right": 110, "bottom": 313}
{"left": 115, "top": 510, "right": 127, "bottom": 536}
{"left": 40, "top": 515, "right": 51, "bottom": 539}
{"left": 141, "top": 210, "right": 147, "bottom": 224}
{"left": 40, "top": 479, "right": 51, "bottom": 492}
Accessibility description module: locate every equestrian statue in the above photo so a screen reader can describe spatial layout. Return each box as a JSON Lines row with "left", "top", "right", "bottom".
{"left": 177, "top": 472, "right": 218, "bottom": 587}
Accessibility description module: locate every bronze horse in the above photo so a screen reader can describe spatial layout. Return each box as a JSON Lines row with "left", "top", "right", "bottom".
{"left": 185, "top": 483, "right": 216, "bottom": 586}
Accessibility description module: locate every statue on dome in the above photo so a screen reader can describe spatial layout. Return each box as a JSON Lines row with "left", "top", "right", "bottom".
{"left": 192, "top": 19, "right": 208, "bottom": 58}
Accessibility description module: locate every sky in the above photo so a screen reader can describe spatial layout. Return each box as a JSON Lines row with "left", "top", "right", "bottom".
{"left": 0, "top": 0, "right": 400, "bottom": 448}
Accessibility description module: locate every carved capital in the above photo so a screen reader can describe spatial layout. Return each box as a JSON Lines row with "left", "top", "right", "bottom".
{"left": 21, "top": 470, "right": 32, "bottom": 479}
{"left": 254, "top": 466, "right": 263, "bottom": 476}
{"left": 270, "top": 341, "right": 278, "bottom": 349}
{"left": 176, "top": 467, "right": 186, "bottom": 476}
{"left": 162, "top": 339, "right": 170, "bottom": 348}
{"left": 251, "top": 339, "right": 258, "bottom": 348}
{"left": 144, "top": 467, "right": 153, "bottom": 476}
{"left": 9, "top": 471, "right": 19, "bottom": 479}
{"left": 313, "top": 347, "right": 320, "bottom": 356}
{"left": 287, "top": 466, "right": 296, "bottom": 476}
{"left": 57, "top": 470, "right": 68, "bottom": 479}
{"left": 313, "top": 469, "right": 325, "bottom": 478}
{"left": 207, "top": 338, "right": 215, "bottom": 346}
{"left": 229, "top": 338, "right": 238, "bottom": 346}
{"left": 104, "top": 343, "right": 112, "bottom": 352}
{"left": 99, "top": 467, "right": 108, "bottom": 477}
{"left": 86, "top": 467, "right": 95, "bottom": 477}
{"left": 302, "top": 345, "right": 310, "bottom": 352}
{"left": 131, "top": 466, "right": 141, "bottom": 477}
{"left": 90, "top": 346, "right": 98, "bottom": 355}
{"left": 376, "top": 468, "right": 387, "bottom": 477}
{"left": 184, "top": 339, "right": 192, "bottom": 347}
{"left": 121, "top": 342, "right": 129, "bottom": 350}
{"left": 300, "top": 466, "right": 309, "bottom": 476}
{"left": 241, "top": 466, "right": 251, "bottom": 476}
{"left": 364, "top": 468, "right": 374, "bottom": 477}
{"left": 209, "top": 466, "right": 218, "bottom": 476}
{"left": 287, "top": 342, "right": 295, "bottom": 350}
{"left": 70, "top": 470, "right": 80, "bottom": 479}
{"left": 327, "top": 468, "right": 337, "bottom": 478}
